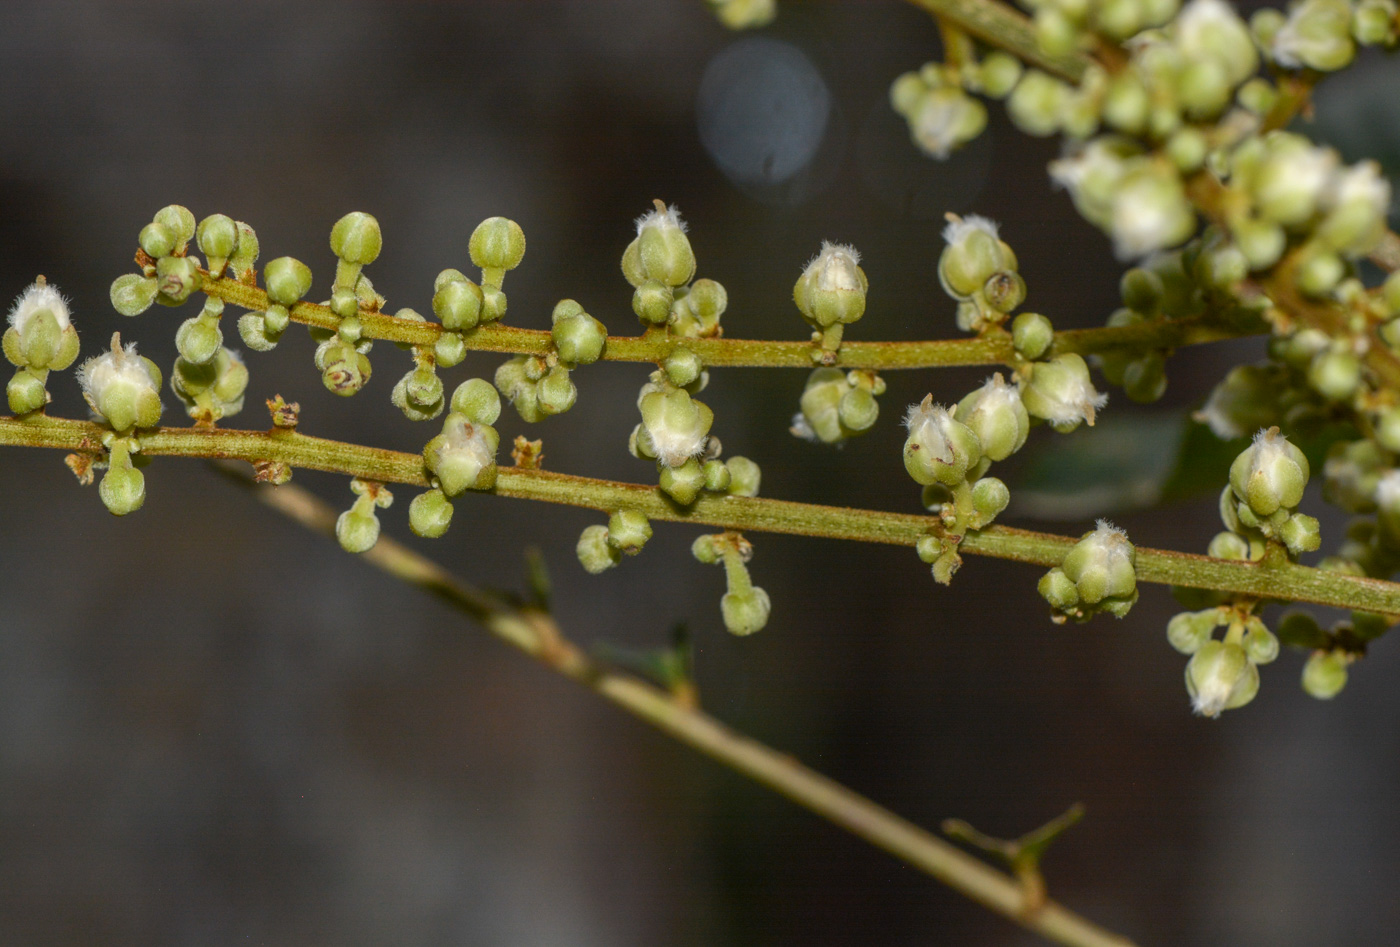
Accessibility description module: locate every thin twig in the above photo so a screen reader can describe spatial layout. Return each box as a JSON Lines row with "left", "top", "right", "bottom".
{"left": 219, "top": 466, "right": 1138, "bottom": 947}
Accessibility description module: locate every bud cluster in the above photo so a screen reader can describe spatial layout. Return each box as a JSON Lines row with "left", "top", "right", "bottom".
{"left": 793, "top": 242, "right": 870, "bottom": 356}
{"left": 790, "top": 368, "right": 885, "bottom": 444}
{"left": 577, "top": 510, "right": 654, "bottom": 574}
{"left": 5, "top": 279, "right": 80, "bottom": 414}
{"left": 1038, "top": 520, "right": 1139, "bottom": 621}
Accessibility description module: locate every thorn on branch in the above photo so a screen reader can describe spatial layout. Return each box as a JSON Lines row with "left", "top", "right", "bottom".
{"left": 942, "top": 802, "right": 1086, "bottom": 917}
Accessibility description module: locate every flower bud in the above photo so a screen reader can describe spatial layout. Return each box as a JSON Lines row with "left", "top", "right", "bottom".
{"left": 1038, "top": 568, "right": 1080, "bottom": 612}
{"left": 903, "top": 396, "right": 982, "bottom": 487}
{"left": 1207, "top": 530, "right": 1252, "bottom": 560}
{"left": 318, "top": 340, "right": 371, "bottom": 397}
{"left": 658, "top": 456, "right": 707, "bottom": 505}
{"left": 663, "top": 347, "right": 704, "bottom": 388}
{"left": 391, "top": 367, "right": 445, "bottom": 421}
{"left": 110, "top": 274, "right": 159, "bottom": 317}
{"left": 1060, "top": 520, "right": 1137, "bottom": 607}
{"left": 670, "top": 278, "right": 728, "bottom": 338}
{"left": 578, "top": 524, "right": 622, "bottom": 574}
{"left": 1006, "top": 70, "right": 1066, "bottom": 137}
{"left": 977, "top": 51, "right": 1023, "bottom": 98}
{"left": 725, "top": 456, "right": 761, "bottom": 496}
{"left": 330, "top": 212, "right": 382, "bottom": 265}
{"left": 1301, "top": 649, "right": 1349, "bottom": 699}
{"left": 7, "top": 367, "right": 47, "bottom": 414}
{"left": 469, "top": 216, "right": 527, "bottom": 277}
{"left": 904, "top": 86, "right": 987, "bottom": 159}
{"left": 433, "top": 274, "right": 485, "bottom": 331}
{"left": 1122, "top": 352, "right": 1168, "bottom": 403}
{"left": 409, "top": 488, "right": 454, "bottom": 538}
{"left": 1277, "top": 610, "right": 1328, "bottom": 648}
{"left": 227, "top": 221, "right": 259, "bottom": 279}
{"left": 633, "top": 279, "right": 674, "bottom": 325}
{"left": 939, "top": 216, "right": 1014, "bottom": 300}
{"left": 551, "top": 300, "right": 607, "bottom": 364}
{"left": 6, "top": 281, "right": 77, "bottom": 371}
{"left": 1243, "top": 619, "right": 1280, "bottom": 664}
{"left": 175, "top": 315, "right": 222, "bottom": 365}
{"left": 970, "top": 476, "right": 1010, "bottom": 525}
{"left": 537, "top": 365, "right": 577, "bottom": 416}
{"left": 1167, "top": 609, "right": 1219, "bottom": 654}
{"left": 1249, "top": 134, "right": 1337, "bottom": 227}
{"left": 1185, "top": 640, "right": 1259, "bottom": 716}
{"left": 450, "top": 378, "right": 502, "bottom": 425}
{"left": 722, "top": 587, "right": 772, "bottom": 636}
{"left": 1271, "top": 0, "right": 1356, "bottom": 70}
{"left": 139, "top": 221, "right": 177, "bottom": 259}
{"left": 1012, "top": 312, "right": 1054, "bottom": 360}
{"left": 623, "top": 203, "right": 694, "bottom": 288}
{"left": 838, "top": 385, "right": 879, "bottom": 433}
{"left": 1194, "top": 363, "right": 1279, "bottom": 439}
{"left": 1280, "top": 512, "right": 1322, "bottom": 556}
{"left": 1177, "top": 0, "right": 1259, "bottom": 83}
{"left": 336, "top": 504, "right": 381, "bottom": 554}
{"left": 434, "top": 330, "right": 466, "bottom": 367}
{"left": 1316, "top": 161, "right": 1391, "bottom": 257}
{"left": 607, "top": 510, "right": 653, "bottom": 554}
{"left": 1229, "top": 427, "right": 1308, "bottom": 516}
{"left": 155, "top": 255, "right": 202, "bottom": 306}
{"left": 424, "top": 413, "right": 499, "bottom": 496}
{"left": 79, "top": 333, "right": 162, "bottom": 431}
{"left": 196, "top": 214, "right": 238, "bottom": 274}
{"left": 1108, "top": 164, "right": 1195, "bottom": 260}
{"left": 264, "top": 257, "right": 314, "bottom": 307}
{"left": 703, "top": 458, "right": 732, "bottom": 492}
{"left": 237, "top": 313, "right": 278, "bottom": 352}
{"left": 793, "top": 242, "right": 868, "bottom": 328}
{"left": 99, "top": 443, "right": 145, "bottom": 516}
{"left": 1021, "top": 353, "right": 1108, "bottom": 432}
{"left": 956, "top": 374, "right": 1029, "bottom": 462}
{"left": 709, "top": 0, "right": 777, "bottom": 29}
{"left": 791, "top": 368, "right": 848, "bottom": 444}
{"left": 640, "top": 388, "right": 714, "bottom": 468}
{"left": 153, "top": 205, "right": 195, "bottom": 250}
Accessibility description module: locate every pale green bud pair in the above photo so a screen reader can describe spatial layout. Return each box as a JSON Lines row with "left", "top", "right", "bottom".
{"left": 423, "top": 412, "right": 499, "bottom": 496}
{"left": 668, "top": 279, "right": 728, "bottom": 338}
{"left": 495, "top": 356, "right": 576, "bottom": 421}
{"left": 1058, "top": 520, "right": 1138, "bottom": 616}
{"left": 172, "top": 348, "right": 248, "bottom": 422}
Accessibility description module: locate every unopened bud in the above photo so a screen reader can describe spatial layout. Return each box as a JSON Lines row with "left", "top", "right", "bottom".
{"left": 409, "top": 488, "right": 454, "bottom": 538}
{"left": 1229, "top": 427, "right": 1308, "bottom": 516}
{"left": 903, "top": 395, "right": 982, "bottom": 486}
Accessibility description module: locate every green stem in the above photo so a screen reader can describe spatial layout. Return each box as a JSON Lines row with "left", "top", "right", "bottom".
{"left": 5, "top": 413, "right": 1400, "bottom": 614}
{"left": 235, "top": 471, "right": 1136, "bottom": 947}
{"left": 904, "top": 0, "right": 1090, "bottom": 82}
{"left": 199, "top": 276, "right": 1255, "bottom": 371}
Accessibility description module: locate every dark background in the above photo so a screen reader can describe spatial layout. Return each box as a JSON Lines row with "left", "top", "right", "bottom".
{"left": 1, "top": 2, "right": 1398, "bottom": 944}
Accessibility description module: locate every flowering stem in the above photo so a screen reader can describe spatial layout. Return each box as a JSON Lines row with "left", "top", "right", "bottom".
{"left": 235, "top": 470, "right": 1137, "bottom": 947}
{"left": 903, "top": 0, "right": 1089, "bottom": 82}
{"left": 199, "top": 277, "right": 1255, "bottom": 370}
{"left": 5, "top": 413, "right": 1400, "bottom": 614}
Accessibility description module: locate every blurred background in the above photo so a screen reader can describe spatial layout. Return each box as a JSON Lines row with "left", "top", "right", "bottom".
{"left": 1, "top": 1, "right": 1398, "bottom": 944}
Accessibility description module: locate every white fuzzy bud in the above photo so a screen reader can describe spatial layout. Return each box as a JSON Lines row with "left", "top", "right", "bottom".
{"left": 8, "top": 282, "right": 71, "bottom": 333}
{"left": 78, "top": 332, "right": 163, "bottom": 431}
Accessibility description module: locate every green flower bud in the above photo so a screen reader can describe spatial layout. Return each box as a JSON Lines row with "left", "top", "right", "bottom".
{"left": 99, "top": 443, "right": 145, "bottom": 516}
{"left": 336, "top": 504, "right": 381, "bottom": 554}
{"left": 237, "top": 313, "right": 278, "bottom": 352}
{"left": 1034, "top": 8, "right": 1079, "bottom": 60}
{"left": 1185, "top": 640, "right": 1259, "bottom": 716}
{"left": 977, "top": 52, "right": 1023, "bottom": 98}
{"left": 1021, "top": 353, "right": 1107, "bottom": 432}
{"left": 1101, "top": 73, "right": 1150, "bottom": 135}
{"left": 791, "top": 368, "right": 848, "bottom": 444}
{"left": 175, "top": 315, "right": 222, "bottom": 365}
{"left": 1061, "top": 520, "right": 1137, "bottom": 606}
{"left": 1178, "top": 0, "right": 1260, "bottom": 83}
{"left": 1006, "top": 70, "right": 1066, "bottom": 137}
{"left": 424, "top": 413, "right": 499, "bottom": 496}
{"left": 330, "top": 212, "right": 383, "bottom": 265}
{"left": 1207, "top": 530, "right": 1252, "bottom": 560}
{"left": 1229, "top": 427, "right": 1309, "bottom": 516}
{"left": 970, "top": 476, "right": 1010, "bottom": 525}
{"left": 691, "top": 534, "right": 723, "bottom": 564}
{"left": 633, "top": 279, "right": 674, "bottom": 325}
{"left": 659, "top": 456, "right": 707, "bottom": 505}
{"left": 939, "top": 216, "right": 1013, "bottom": 300}
{"left": 1280, "top": 513, "right": 1322, "bottom": 555}
{"left": 1375, "top": 406, "right": 1400, "bottom": 453}
{"left": 391, "top": 367, "right": 445, "bottom": 421}
{"left": 139, "top": 221, "right": 177, "bottom": 259}
{"left": 329, "top": 288, "right": 359, "bottom": 321}
{"left": 1166, "top": 128, "right": 1208, "bottom": 175}
{"left": 1243, "top": 619, "right": 1280, "bottom": 664}
{"left": 155, "top": 255, "right": 201, "bottom": 305}
{"left": 469, "top": 216, "right": 527, "bottom": 277}
{"left": 623, "top": 203, "right": 694, "bottom": 288}
{"left": 903, "top": 395, "right": 982, "bottom": 486}
{"left": 227, "top": 220, "right": 259, "bottom": 278}
{"left": 663, "top": 347, "right": 704, "bottom": 388}
{"left": 1230, "top": 217, "right": 1286, "bottom": 271}
{"left": 955, "top": 374, "right": 1029, "bottom": 462}
{"left": 78, "top": 333, "right": 163, "bottom": 431}
{"left": 409, "top": 488, "right": 454, "bottom": 538}
{"left": 794, "top": 242, "right": 868, "bottom": 328}
{"left": 1012, "top": 312, "right": 1054, "bottom": 359}
{"left": 1038, "top": 568, "right": 1080, "bottom": 612}
{"left": 670, "top": 278, "right": 728, "bottom": 338}
{"left": 904, "top": 85, "right": 987, "bottom": 159}
{"left": 1107, "top": 164, "right": 1195, "bottom": 260}
{"left": 450, "top": 378, "right": 502, "bottom": 425}
{"left": 709, "top": 0, "right": 777, "bottom": 29}
{"left": 110, "top": 273, "right": 159, "bottom": 317}
{"left": 7, "top": 367, "right": 47, "bottom": 414}
{"left": 495, "top": 357, "right": 545, "bottom": 423}
{"left": 640, "top": 388, "right": 713, "bottom": 468}
{"left": 1353, "top": 0, "right": 1398, "bottom": 42}
{"left": 725, "top": 456, "right": 761, "bottom": 497}
{"left": 837, "top": 385, "right": 879, "bottom": 433}
{"left": 1315, "top": 161, "right": 1391, "bottom": 257}
{"left": 607, "top": 510, "right": 653, "bottom": 554}
{"left": 1250, "top": 134, "right": 1337, "bottom": 227}
{"left": 889, "top": 71, "right": 926, "bottom": 117}
{"left": 433, "top": 330, "right": 466, "bottom": 367}
{"left": 578, "top": 524, "right": 622, "bottom": 573}
{"left": 1301, "top": 649, "right": 1349, "bottom": 699}
{"left": 537, "top": 365, "right": 577, "bottom": 416}
{"left": 1177, "top": 58, "right": 1231, "bottom": 120}
{"left": 196, "top": 214, "right": 238, "bottom": 272}
{"left": 317, "top": 340, "right": 372, "bottom": 396}
{"left": 153, "top": 205, "right": 196, "bottom": 250}
{"left": 1271, "top": 0, "right": 1356, "bottom": 71}
{"left": 551, "top": 300, "right": 607, "bottom": 365}
{"left": 264, "top": 257, "right": 313, "bottom": 307}
{"left": 1296, "top": 251, "right": 1344, "bottom": 297}
{"left": 1195, "top": 363, "right": 1280, "bottom": 439}
{"left": 7, "top": 282, "right": 76, "bottom": 370}
{"left": 722, "top": 587, "right": 772, "bottom": 636}
{"left": 433, "top": 276, "right": 484, "bottom": 331}
{"left": 703, "top": 458, "right": 732, "bottom": 492}
{"left": 1167, "top": 609, "right": 1220, "bottom": 654}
